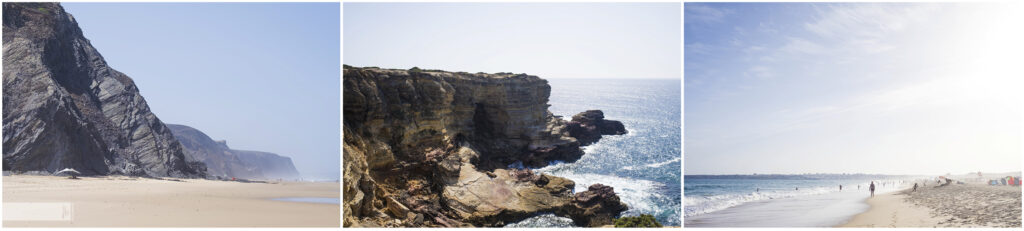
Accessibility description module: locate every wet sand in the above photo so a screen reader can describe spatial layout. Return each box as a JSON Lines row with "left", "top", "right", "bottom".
{"left": 840, "top": 183, "right": 1021, "bottom": 228}
{"left": 3, "top": 175, "right": 339, "bottom": 227}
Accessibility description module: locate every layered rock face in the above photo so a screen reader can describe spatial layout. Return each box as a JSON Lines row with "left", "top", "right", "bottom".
{"left": 2, "top": 3, "right": 203, "bottom": 177}
{"left": 343, "top": 66, "right": 627, "bottom": 227}
{"left": 167, "top": 124, "right": 300, "bottom": 180}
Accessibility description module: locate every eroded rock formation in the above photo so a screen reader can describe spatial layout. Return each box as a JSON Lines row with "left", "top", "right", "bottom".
{"left": 566, "top": 184, "right": 629, "bottom": 227}
{"left": 2, "top": 3, "right": 203, "bottom": 177}
{"left": 567, "top": 110, "right": 628, "bottom": 145}
{"left": 343, "top": 66, "right": 627, "bottom": 227}
{"left": 167, "top": 124, "right": 300, "bottom": 180}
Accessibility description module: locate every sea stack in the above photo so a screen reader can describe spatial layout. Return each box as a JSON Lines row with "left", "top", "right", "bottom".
{"left": 567, "top": 110, "right": 628, "bottom": 145}
{"left": 343, "top": 66, "right": 628, "bottom": 227}
{"left": 2, "top": 2, "right": 203, "bottom": 177}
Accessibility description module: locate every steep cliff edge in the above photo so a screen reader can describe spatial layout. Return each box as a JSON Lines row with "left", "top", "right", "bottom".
{"left": 167, "top": 124, "right": 300, "bottom": 180}
{"left": 2, "top": 3, "right": 203, "bottom": 177}
{"left": 343, "top": 66, "right": 627, "bottom": 227}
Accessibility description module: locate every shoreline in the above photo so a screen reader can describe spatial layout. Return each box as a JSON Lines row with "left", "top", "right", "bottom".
{"left": 3, "top": 175, "right": 340, "bottom": 227}
{"left": 686, "top": 189, "right": 871, "bottom": 227}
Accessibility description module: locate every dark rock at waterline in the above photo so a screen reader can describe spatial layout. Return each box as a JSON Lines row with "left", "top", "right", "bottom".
{"left": 565, "top": 183, "right": 629, "bottom": 227}
{"left": 567, "top": 110, "right": 627, "bottom": 145}
{"left": 2, "top": 2, "right": 203, "bottom": 178}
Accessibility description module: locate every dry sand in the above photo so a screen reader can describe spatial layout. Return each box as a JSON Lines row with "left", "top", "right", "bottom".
{"left": 840, "top": 182, "right": 1021, "bottom": 228}
{"left": 3, "top": 175, "right": 339, "bottom": 227}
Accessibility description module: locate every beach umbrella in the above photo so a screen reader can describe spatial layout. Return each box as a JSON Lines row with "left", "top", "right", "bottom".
{"left": 54, "top": 168, "right": 81, "bottom": 179}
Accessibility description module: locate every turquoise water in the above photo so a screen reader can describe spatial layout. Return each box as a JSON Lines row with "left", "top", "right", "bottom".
{"left": 272, "top": 197, "right": 340, "bottom": 204}
{"left": 510, "top": 79, "right": 682, "bottom": 227}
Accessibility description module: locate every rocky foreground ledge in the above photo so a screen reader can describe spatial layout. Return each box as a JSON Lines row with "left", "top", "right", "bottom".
{"left": 343, "top": 66, "right": 628, "bottom": 227}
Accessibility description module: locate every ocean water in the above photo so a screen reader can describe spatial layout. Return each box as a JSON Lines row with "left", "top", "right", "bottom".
{"left": 685, "top": 175, "right": 917, "bottom": 227}
{"left": 508, "top": 79, "right": 682, "bottom": 227}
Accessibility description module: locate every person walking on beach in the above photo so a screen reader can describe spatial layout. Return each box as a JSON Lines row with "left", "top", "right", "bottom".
{"left": 913, "top": 183, "right": 918, "bottom": 192}
{"left": 869, "top": 181, "right": 876, "bottom": 197}
{"left": 839, "top": 185, "right": 843, "bottom": 191}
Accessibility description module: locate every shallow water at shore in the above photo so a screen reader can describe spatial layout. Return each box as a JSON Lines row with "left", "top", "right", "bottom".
{"left": 685, "top": 177, "right": 913, "bottom": 227}
{"left": 686, "top": 189, "right": 870, "bottom": 227}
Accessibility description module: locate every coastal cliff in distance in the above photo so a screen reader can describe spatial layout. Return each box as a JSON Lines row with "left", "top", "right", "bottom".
{"left": 167, "top": 124, "right": 301, "bottom": 180}
{"left": 2, "top": 3, "right": 203, "bottom": 177}
{"left": 343, "top": 66, "right": 628, "bottom": 227}
{"left": 234, "top": 150, "right": 301, "bottom": 181}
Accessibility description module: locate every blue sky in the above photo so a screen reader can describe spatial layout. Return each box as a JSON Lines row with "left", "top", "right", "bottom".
{"left": 63, "top": 3, "right": 340, "bottom": 180}
{"left": 344, "top": 2, "right": 680, "bottom": 79}
{"left": 684, "top": 3, "right": 1023, "bottom": 175}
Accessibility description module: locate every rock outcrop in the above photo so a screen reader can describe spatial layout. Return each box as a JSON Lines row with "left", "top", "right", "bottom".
{"left": 343, "top": 66, "right": 627, "bottom": 227}
{"left": 567, "top": 110, "right": 627, "bottom": 145}
{"left": 167, "top": 124, "right": 300, "bottom": 180}
{"left": 2, "top": 3, "right": 203, "bottom": 177}
{"left": 564, "top": 184, "right": 629, "bottom": 227}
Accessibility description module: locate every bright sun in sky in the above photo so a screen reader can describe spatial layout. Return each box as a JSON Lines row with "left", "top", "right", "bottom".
{"left": 684, "top": 2, "right": 1022, "bottom": 175}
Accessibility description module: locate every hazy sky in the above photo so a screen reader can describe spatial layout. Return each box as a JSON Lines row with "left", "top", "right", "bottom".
{"left": 684, "top": 3, "right": 1022, "bottom": 175}
{"left": 63, "top": 3, "right": 340, "bottom": 180}
{"left": 344, "top": 2, "right": 680, "bottom": 79}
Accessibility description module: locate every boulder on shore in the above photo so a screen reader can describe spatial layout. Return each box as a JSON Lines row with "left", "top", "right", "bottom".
{"left": 563, "top": 183, "right": 629, "bottom": 227}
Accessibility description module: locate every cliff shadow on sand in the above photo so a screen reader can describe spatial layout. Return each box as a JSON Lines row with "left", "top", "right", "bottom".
{"left": 343, "top": 65, "right": 630, "bottom": 227}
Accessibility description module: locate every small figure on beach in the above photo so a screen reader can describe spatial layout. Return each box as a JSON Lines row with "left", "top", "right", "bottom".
{"left": 913, "top": 183, "right": 918, "bottom": 192}
{"left": 869, "top": 181, "right": 876, "bottom": 197}
{"left": 54, "top": 168, "right": 81, "bottom": 179}
{"left": 839, "top": 185, "right": 842, "bottom": 191}
{"left": 795, "top": 187, "right": 798, "bottom": 191}
{"left": 756, "top": 188, "right": 759, "bottom": 193}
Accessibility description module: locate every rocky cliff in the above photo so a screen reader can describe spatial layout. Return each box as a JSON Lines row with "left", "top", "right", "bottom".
{"left": 2, "top": 3, "right": 203, "bottom": 177}
{"left": 234, "top": 150, "right": 301, "bottom": 180}
{"left": 343, "top": 66, "right": 627, "bottom": 227}
{"left": 167, "top": 124, "right": 300, "bottom": 180}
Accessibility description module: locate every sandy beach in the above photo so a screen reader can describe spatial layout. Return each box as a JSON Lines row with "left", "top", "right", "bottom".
{"left": 3, "top": 175, "right": 340, "bottom": 227}
{"left": 840, "top": 182, "right": 1021, "bottom": 228}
